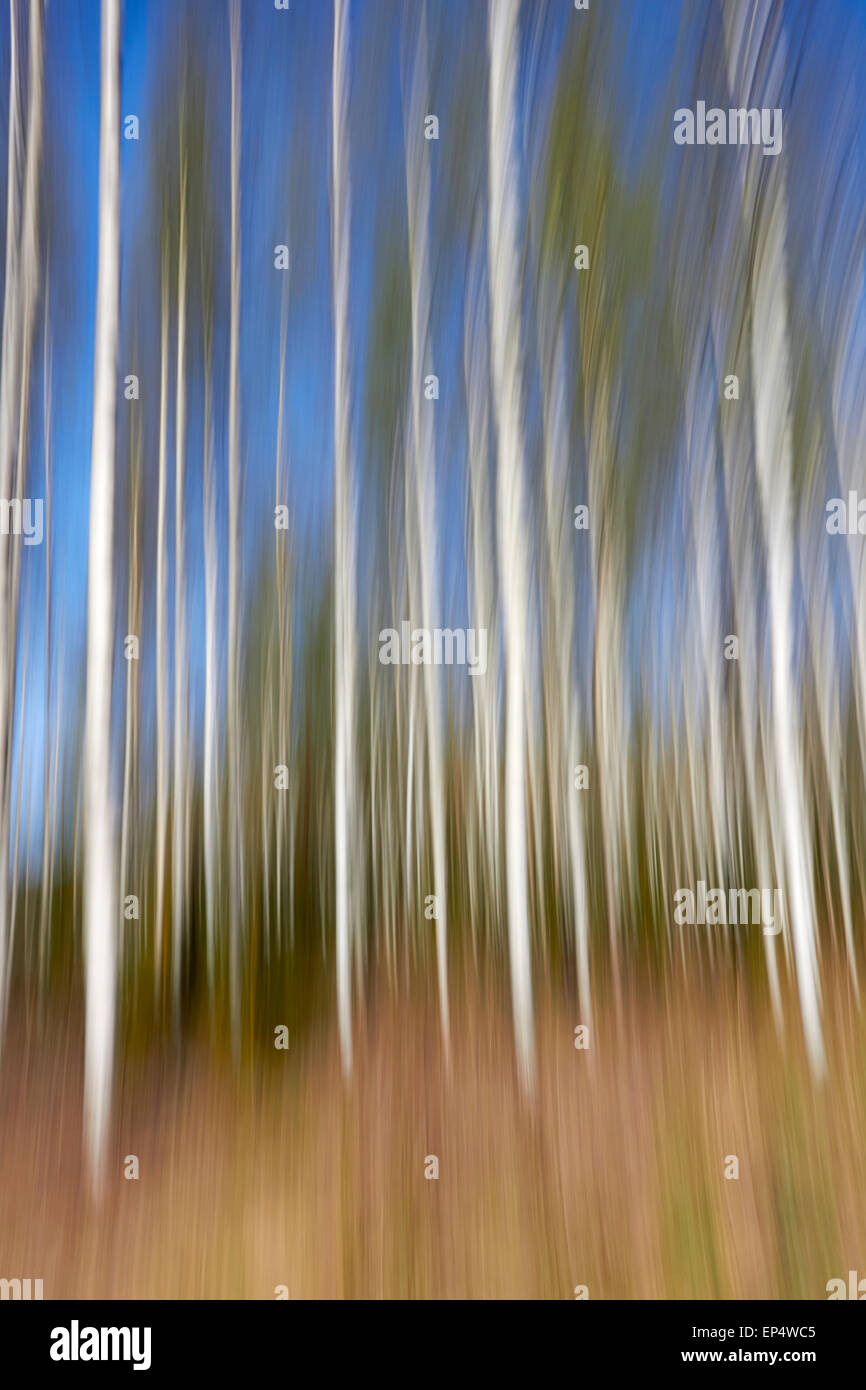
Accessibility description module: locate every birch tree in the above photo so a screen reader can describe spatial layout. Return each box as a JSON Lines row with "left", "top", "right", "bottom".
{"left": 38, "top": 270, "right": 52, "bottom": 993}
{"left": 119, "top": 387, "right": 141, "bottom": 985}
{"left": 0, "top": 0, "right": 32, "bottom": 1032}
{"left": 83, "top": 0, "right": 121, "bottom": 1190}
{"left": 487, "top": 0, "right": 535, "bottom": 1090}
{"left": 404, "top": 8, "right": 450, "bottom": 1056}
{"left": 155, "top": 246, "right": 169, "bottom": 995}
{"left": 227, "top": 0, "right": 243, "bottom": 1052}
{"left": 464, "top": 217, "right": 500, "bottom": 942}
{"left": 172, "top": 113, "right": 189, "bottom": 1024}
{"left": 332, "top": 0, "right": 358, "bottom": 1075}
{"left": 274, "top": 273, "right": 289, "bottom": 952}
{"left": 723, "top": 0, "right": 824, "bottom": 1075}
{"left": 202, "top": 251, "right": 218, "bottom": 1006}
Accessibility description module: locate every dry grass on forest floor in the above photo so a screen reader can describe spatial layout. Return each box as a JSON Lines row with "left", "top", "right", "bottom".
{"left": 0, "top": 967, "right": 863, "bottom": 1298}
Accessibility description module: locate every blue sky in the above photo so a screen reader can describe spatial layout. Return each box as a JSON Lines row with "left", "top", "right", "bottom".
{"left": 2, "top": 0, "right": 865, "bottom": 860}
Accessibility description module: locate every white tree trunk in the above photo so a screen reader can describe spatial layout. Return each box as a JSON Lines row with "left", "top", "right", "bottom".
{"left": 227, "top": 0, "right": 243, "bottom": 1053}
{"left": 538, "top": 287, "right": 591, "bottom": 1026}
{"left": 39, "top": 271, "right": 52, "bottom": 991}
{"left": 274, "top": 273, "right": 289, "bottom": 953}
{"left": 203, "top": 306, "right": 218, "bottom": 1005}
{"left": 488, "top": 0, "right": 535, "bottom": 1091}
{"left": 331, "top": 0, "right": 357, "bottom": 1076}
{"left": 724, "top": 0, "right": 824, "bottom": 1076}
{"left": 713, "top": 310, "right": 784, "bottom": 1027}
{"left": 84, "top": 0, "right": 120, "bottom": 1192}
{"left": 464, "top": 224, "right": 500, "bottom": 937}
{"left": 404, "top": 8, "right": 450, "bottom": 1057}
{"left": 155, "top": 256, "right": 169, "bottom": 993}
{"left": 685, "top": 338, "right": 727, "bottom": 887}
{"left": 172, "top": 145, "right": 188, "bottom": 1023}
{"left": 119, "top": 412, "right": 140, "bottom": 985}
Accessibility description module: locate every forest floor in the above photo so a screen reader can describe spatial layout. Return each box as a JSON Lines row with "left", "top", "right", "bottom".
{"left": 0, "top": 960, "right": 863, "bottom": 1298}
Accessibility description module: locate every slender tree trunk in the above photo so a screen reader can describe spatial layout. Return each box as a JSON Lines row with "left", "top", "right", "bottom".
{"left": 803, "top": 507, "right": 858, "bottom": 994}
{"left": 586, "top": 367, "right": 626, "bottom": 1007}
{"left": 404, "top": 8, "right": 450, "bottom": 1057}
{"left": 10, "top": 0, "right": 45, "bottom": 1017}
{"left": 155, "top": 251, "right": 169, "bottom": 998}
{"left": 464, "top": 221, "right": 500, "bottom": 941}
{"left": 331, "top": 0, "right": 357, "bottom": 1076}
{"left": 538, "top": 280, "right": 591, "bottom": 1025}
{"left": 202, "top": 293, "right": 218, "bottom": 1007}
{"left": 685, "top": 336, "right": 727, "bottom": 887}
{"left": 724, "top": 0, "right": 824, "bottom": 1076}
{"left": 9, "top": 636, "right": 28, "bottom": 995}
{"left": 119, "top": 404, "right": 141, "bottom": 988}
{"left": 714, "top": 310, "right": 783, "bottom": 1027}
{"left": 83, "top": 0, "right": 121, "bottom": 1192}
{"left": 39, "top": 263, "right": 52, "bottom": 996}
{"left": 274, "top": 272, "right": 290, "bottom": 953}
{"left": 9, "top": 0, "right": 44, "bottom": 768}
{"left": 227, "top": 0, "right": 243, "bottom": 1054}
{"left": 487, "top": 0, "right": 535, "bottom": 1092}
{"left": 172, "top": 140, "right": 188, "bottom": 1025}
{"left": 0, "top": 0, "right": 23, "bottom": 1034}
